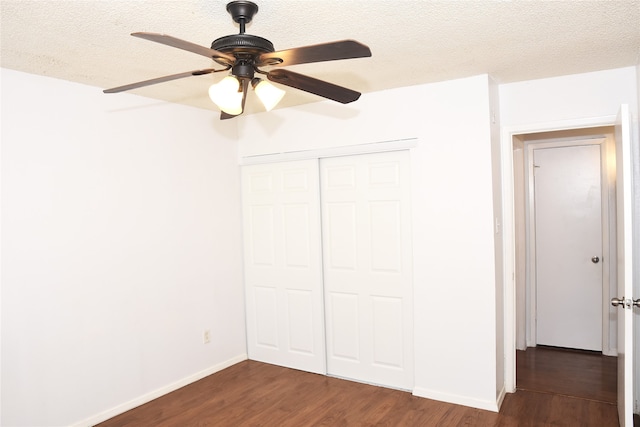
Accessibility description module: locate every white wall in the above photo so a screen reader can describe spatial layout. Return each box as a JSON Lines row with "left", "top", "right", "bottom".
{"left": 0, "top": 69, "right": 247, "bottom": 426}
{"left": 237, "top": 75, "right": 502, "bottom": 411}
{"left": 498, "top": 66, "right": 639, "bottom": 394}
{"left": 500, "top": 67, "right": 638, "bottom": 127}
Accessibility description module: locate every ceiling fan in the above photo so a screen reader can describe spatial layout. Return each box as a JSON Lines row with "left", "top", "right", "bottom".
{"left": 104, "top": 1, "right": 372, "bottom": 119}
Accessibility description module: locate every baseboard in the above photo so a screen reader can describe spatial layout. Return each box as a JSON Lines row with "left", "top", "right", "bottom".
{"left": 73, "top": 354, "right": 247, "bottom": 427}
{"left": 495, "top": 385, "right": 506, "bottom": 411}
{"left": 412, "top": 386, "right": 501, "bottom": 412}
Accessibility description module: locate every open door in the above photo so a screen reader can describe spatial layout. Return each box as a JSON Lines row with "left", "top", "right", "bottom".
{"left": 612, "top": 104, "right": 634, "bottom": 427}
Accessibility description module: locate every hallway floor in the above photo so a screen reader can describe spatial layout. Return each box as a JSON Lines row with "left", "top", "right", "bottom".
{"left": 517, "top": 345, "right": 617, "bottom": 403}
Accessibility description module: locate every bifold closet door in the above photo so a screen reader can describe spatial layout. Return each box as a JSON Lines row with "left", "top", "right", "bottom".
{"left": 321, "top": 150, "right": 413, "bottom": 390}
{"left": 241, "top": 160, "right": 325, "bottom": 374}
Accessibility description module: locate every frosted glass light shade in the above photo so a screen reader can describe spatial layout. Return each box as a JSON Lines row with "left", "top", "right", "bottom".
{"left": 253, "top": 79, "right": 285, "bottom": 111}
{"left": 209, "top": 76, "right": 243, "bottom": 115}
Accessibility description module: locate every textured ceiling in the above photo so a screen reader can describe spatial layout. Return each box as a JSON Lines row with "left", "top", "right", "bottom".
{"left": 2, "top": 0, "right": 639, "bottom": 116}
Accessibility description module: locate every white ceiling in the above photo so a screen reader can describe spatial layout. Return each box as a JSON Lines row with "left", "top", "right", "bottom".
{"left": 2, "top": 0, "right": 639, "bottom": 116}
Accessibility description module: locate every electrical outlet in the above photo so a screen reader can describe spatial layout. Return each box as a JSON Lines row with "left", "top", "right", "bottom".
{"left": 203, "top": 329, "right": 211, "bottom": 344}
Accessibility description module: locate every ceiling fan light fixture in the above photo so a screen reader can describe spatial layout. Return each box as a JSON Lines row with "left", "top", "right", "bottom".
{"left": 209, "top": 75, "right": 243, "bottom": 115}
{"left": 104, "top": 1, "right": 372, "bottom": 120}
{"left": 252, "top": 78, "right": 285, "bottom": 112}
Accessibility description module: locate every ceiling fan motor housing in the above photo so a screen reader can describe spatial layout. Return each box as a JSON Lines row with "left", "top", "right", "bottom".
{"left": 211, "top": 33, "right": 276, "bottom": 75}
{"left": 213, "top": 1, "right": 274, "bottom": 58}
{"left": 211, "top": 34, "right": 274, "bottom": 55}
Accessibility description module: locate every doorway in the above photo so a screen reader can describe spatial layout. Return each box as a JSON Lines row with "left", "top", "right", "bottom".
{"left": 512, "top": 126, "right": 616, "bottom": 394}
{"left": 514, "top": 127, "right": 617, "bottom": 353}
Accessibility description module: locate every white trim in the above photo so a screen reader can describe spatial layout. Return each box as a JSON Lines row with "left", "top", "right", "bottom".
{"left": 71, "top": 354, "right": 248, "bottom": 427}
{"left": 523, "top": 144, "right": 536, "bottom": 347}
{"left": 412, "top": 387, "right": 501, "bottom": 412}
{"left": 239, "top": 138, "right": 418, "bottom": 165}
{"left": 496, "top": 385, "right": 506, "bottom": 411}
{"left": 501, "top": 115, "right": 619, "bottom": 393}
{"left": 505, "top": 116, "right": 617, "bottom": 135}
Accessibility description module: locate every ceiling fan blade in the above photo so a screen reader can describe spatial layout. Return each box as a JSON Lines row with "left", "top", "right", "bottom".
{"left": 257, "top": 40, "right": 371, "bottom": 67}
{"left": 220, "top": 78, "right": 250, "bottom": 120}
{"left": 103, "top": 68, "right": 227, "bottom": 93}
{"left": 267, "top": 69, "right": 361, "bottom": 104}
{"left": 131, "top": 32, "right": 236, "bottom": 64}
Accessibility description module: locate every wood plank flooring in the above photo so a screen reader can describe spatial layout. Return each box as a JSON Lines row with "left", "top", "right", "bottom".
{"left": 97, "top": 347, "right": 618, "bottom": 427}
{"left": 517, "top": 345, "right": 617, "bottom": 403}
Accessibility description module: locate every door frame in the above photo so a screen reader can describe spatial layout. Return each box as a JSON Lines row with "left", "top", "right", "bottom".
{"left": 524, "top": 138, "right": 613, "bottom": 353}
{"left": 501, "top": 115, "right": 619, "bottom": 393}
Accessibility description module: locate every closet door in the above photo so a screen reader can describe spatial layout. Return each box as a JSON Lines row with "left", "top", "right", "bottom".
{"left": 321, "top": 151, "right": 413, "bottom": 390}
{"left": 242, "top": 160, "right": 325, "bottom": 374}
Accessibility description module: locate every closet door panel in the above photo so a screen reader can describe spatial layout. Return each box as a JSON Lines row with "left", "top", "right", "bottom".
{"left": 242, "top": 160, "right": 325, "bottom": 374}
{"left": 321, "top": 150, "right": 413, "bottom": 390}
{"left": 329, "top": 292, "right": 360, "bottom": 361}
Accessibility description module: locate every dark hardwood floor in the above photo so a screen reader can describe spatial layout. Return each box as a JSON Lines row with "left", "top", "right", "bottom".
{"left": 516, "top": 345, "right": 617, "bottom": 404}
{"left": 97, "top": 347, "right": 619, "bottom": 426}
